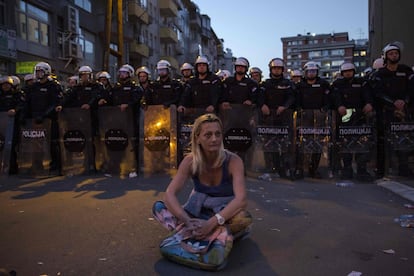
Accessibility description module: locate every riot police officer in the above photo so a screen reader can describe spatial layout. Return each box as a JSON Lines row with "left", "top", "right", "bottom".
{"left": 220, "top": 57, "right": 259, "bottom": 109}
{"left": 332, "top": 62, "right": 374, "bottom": 181}
{"left": 96, "top": 71, "right": 112, "bottom": 107}
{"left": 178, "top": 56, "right": 222, "bottom": 113}
{"left": 23, "top": 62, "right": 63, "bottom": 174}
{"left": 371, "top": 43, "right": 414, "bottom": 177}
{"left": 249, "top": 67, "right": 263, "bottom": 84}
{"left": 135, "top": 66, "right": 153, "bottom": 108}
{"left": 145, "top": 60, "right": 183, "bottom": 107}
{"left": 0, "top": 76, "right": 24, "bottom": 174}
{"left": 179, "top": 63, "right": 194, "bottom": 84}
{"left": 216, "top": 69, "right": 231, "bottom": 82}
{"left": 290, "top": 70, "right": 303, "bottom": 84}
{"left": 294, "top": 61, "right": 332, "bottom": 179}
{"left": 259, "top": 58, "right": 295, "bottom": 179}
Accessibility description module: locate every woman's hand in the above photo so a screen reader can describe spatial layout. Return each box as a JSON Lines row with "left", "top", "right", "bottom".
{"left": 188, "top": 218, "right": 216, "bottom": 240}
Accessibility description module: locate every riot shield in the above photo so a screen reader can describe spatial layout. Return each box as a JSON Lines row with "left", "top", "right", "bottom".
{"left": 0, "top": 112, "right": 14, "bottom": 176}
{"left": 336, "top": 110, "right": 376, "bottom": 153}
{"left": 387, "top": 121, "right": 414, "bottom": 151}
{"left": 58, "top": 108, "right": 93, "bottom": 175}
{"left": 255, "top": 109, "right": 293, "bottom": 153}
{"left": 296, "top": 109, "right": 332, "bottom": 153}
{"left": 17, "top": 119, "right": 52, "bottom": 177}
{"left": 97, "top": 106, "right": 137, "bottom": 177}
{"left": 142, "top": 105, "right": 177, "bottom": 177}
{"left": 219, "top": 104, "right": 254, "bottom": 153}
{"left": 177, "top": 108, "right": 206, "bottom": 161}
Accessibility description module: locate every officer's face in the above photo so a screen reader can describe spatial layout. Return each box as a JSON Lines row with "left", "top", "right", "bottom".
{"left": 181, "top": 69, "right": 192, "bottom": 78}
{"left": 251, "top": 72, "right": 261, "bottom": 82}
{"left": 35, "top": 69, "right": 45, "bottom": 79}
{"left": 1, "top": 82, "right": 12, "bottom": 91}
{"left": 119, "top": 70, "right": 129, "bottom": 80}
{"left": 271, "top": 66, "right": 283, "bottom": 77}
{"left": 138, "top": 72, "right": 148, "bottom": 82}
{"left": 342, "top": 69, "right": 354, "bottom": 79}
{"left": 305, "top": 69, "right": 318, "bottom": 79}
{"left": 386, "top": 50, "right": 400, "bottom": 63}
{"left": 235, "top": 65, "right": 247, "bottom": 75}
{"left": 197, "top": 63, "right": 208, "bottom": 74}
{"left": 157, "top": 68, "right": 169, "bottom": 78}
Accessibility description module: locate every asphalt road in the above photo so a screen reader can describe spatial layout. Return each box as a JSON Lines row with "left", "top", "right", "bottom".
{"left": 1, "top": 174, "right": 413, "bottom": 276}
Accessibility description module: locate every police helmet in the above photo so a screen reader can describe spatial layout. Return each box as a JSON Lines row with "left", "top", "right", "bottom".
{"left": 303, "top": 61, "right": 319, "bottom": 71}
{"left": 340, "top": 62, "right": 356, "bottom": 73}
{"left": 194, "top": 56, "right": 209, "bottom": 66}
{"left": 96, "top": 71, "right": 111, "bottom": 79}
{"left": 135, "top": 66, "right": 151, "bottom": 77}
{"left": 0, "top": 76, "right": 13, "bottom": 85}
{"left": 372, "top": 58, "right": 384, "bottom": 70}
{"left": 234, "top": 57, "right": 250, "bottom": 68}
{"left": 268, "top": 58, "right": 284, "bottom": 69}
{"left": 156, "top": 60, "right": 171, "bottom": 70}
{"left": 119, "top": 64, "right": 135, "bottom": 77}
{"left": 249, "top": 67, "right": 262, "bottom": 75}
{"left": 24, "top": 74, "right": 35, "bottom": 82}
{"left": 79, "top": 65, "right": 93, "bottom": 74}
{"left": 291, "top": 69, "right": 302, "bottom": 77}
{"left": 34, "top": 62, "right": 52, "bottom": 75}
{"left": 180, "top": 62, "right": 194, "bottom": 71}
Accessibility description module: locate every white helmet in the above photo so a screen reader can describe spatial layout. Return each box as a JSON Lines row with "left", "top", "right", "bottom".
{"left": 216, "top": 69, "right": 231, "bottom": 80}
{"left": 194, "top": 55, "right": 209, "bottom": 65}
{"left": 303, "top": 61, "right": 319, "bottom": 71}
{"left": 291, "top": 70, "right": 302, "bottom": 77}
{"left": 156, "top": 60, "right": 171, "bottom": 70}
{"left": 10, "top": 76, "right": 21, "bottom": 87}
{"left": 79, "top": 65, "right": 93, "bottom": 74}
{"left": 340, "top": 62, "right": 356, "bottom": 73}
{"left": 96, "top": 71, "right": 111, "bottom": 79}
{"left": 136, "top": 66, "right": 151, "bottom": 76}
{"left": 234, "top": 57, "right": 250, "bottom": 68}
{"left": 34, "top": 62, "right": 51, "bottom": 75}
{"left": 0, "top": 76, "right": 13, "bottom": 85}
{"left": 268, "top": 58, "right": 284, "bottom": 69}
{"left": 382, "top": 43, "right": 400, "bottom": 57}
{"left": 119, "top": 64, "right": 135, "bottom": 76}
{"left": 180, "top": 62, "right": 194, "bottom": 71}
{"left": 24, "top": 74, "right": 35, "bottom": 81}
{"left": 372, "top": 58, "right": 384, "bottom": 69}
{"left": 249, "top": 67, "right": 262, "bottom": 75}
{"left": 363, "top": 67, "right": 373, "bottom": 75}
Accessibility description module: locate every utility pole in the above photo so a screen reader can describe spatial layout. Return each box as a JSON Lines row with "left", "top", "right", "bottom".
{"left": 103, "top": 0, "right": 123, "bottom": 71}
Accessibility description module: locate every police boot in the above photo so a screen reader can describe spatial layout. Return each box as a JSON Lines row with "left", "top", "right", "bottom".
{"left": 398, "top": 165, "right": 414, "bottom": 177}
{"left": 356, "top": 168, "right": 373, "bottom": 182}
{"left": 341, "top": 167, "right": 353, "bottom": 180}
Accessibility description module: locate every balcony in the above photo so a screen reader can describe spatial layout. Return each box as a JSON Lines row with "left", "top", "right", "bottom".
{"left": 130, "top": 41, "right": 149, "bottom": 58}
{"left": 159, "top": 0, "right": 178, "bottom": 17}
{"left": 128, "top": 2, "right": 149, "bottom": 24}
{"left": 189, "top": 14, "right": 202, "bottom": 29}
{"left": 160, "top": 27, "right": 178, "bottom": 43}
{"left": 160, "top": 56, "right": 178, "bottom": 70}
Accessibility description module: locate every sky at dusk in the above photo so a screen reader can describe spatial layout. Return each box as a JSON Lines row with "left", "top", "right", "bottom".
{"left": 194, "top": 0, "right": 368, "bottom": 73}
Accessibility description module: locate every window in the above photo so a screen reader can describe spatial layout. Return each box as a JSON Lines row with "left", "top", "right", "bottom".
{"left": 0, "top": 0, "right": 5, "bottom": 25}
{"left": 308, "top": 51, "right": 321, "bottom": 58}
{"left": 78, "top": 28, "right": 95, "bottom": 64}
{"left": 331, "top": 60, "right": 344, "bottom": 67}
{"left": 331, "top": 49, "right": 345, "bottom": 56}
{"left": 360, "top": 50, "right": 367, "bottom": 57}
{"left": 18, "top": 1, "right": 49, "bottom": 46}
{"left": 75, "top": 0, "right": 91, "bottom": 12}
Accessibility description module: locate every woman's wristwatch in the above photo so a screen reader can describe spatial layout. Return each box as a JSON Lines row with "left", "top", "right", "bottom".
{"left": 215, "top": 213, "right": 225, "bottom": 225}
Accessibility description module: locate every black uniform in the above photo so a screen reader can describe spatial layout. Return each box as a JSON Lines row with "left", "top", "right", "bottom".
{"left": 180, "top": 73, "right": 222, "bottom": 111}
{"left": 220, "top": 75, "right": 259, "bottom": 105}
{"left": 332, "top": 76, "right": 374, "bottom": 180}
{"left": 23, "top": 77, "right": 63, "bottom": 172}
{"left": 258, "top": 76, "right": 295, "bottom": 177}
{"left": 295, "top": 77, "right": 331, "bottom": 178}
{"left": 146, "top": 77, "right": 183, "bottom": 107}
{"left": 371, "top": 64, "right": 414, "bottom": 177}
{"left": 0, "top": 84, "right": 24, "bottom": 174}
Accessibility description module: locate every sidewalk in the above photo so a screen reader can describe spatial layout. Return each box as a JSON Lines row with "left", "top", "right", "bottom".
{"left": 376, "top": 177, "right": 414, "bottom": 203}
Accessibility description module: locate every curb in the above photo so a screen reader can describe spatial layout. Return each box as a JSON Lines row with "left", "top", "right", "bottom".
{"left": 376, "top": 179, "right": 414, "bottom": 203}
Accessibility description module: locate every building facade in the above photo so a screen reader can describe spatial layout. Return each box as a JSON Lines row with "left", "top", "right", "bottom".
{"left": 281, "top": 32, "right": 369, "bottom": 81}
{"left": 369, "top": 0, "right": 414, "bottom": 67}
{"left": 0, "top": 0, "right": 231, "bottom": 84}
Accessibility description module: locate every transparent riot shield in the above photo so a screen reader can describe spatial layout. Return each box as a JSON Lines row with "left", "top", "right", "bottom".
{"left": 58, "top": 108, "right": 93, "bottom": 176}
{"left": 385, "top": 116, "right": 414, "bottom": 175}
{"left": 142, "top": 105, "right": 177, "bottom": 177}
{"left": 0, "top": 112, "right": 14, "bottom": 176}
{"left": 295, "top": 109, "right": 333, "bottom": 175}
{"left": 336, "top": 110, "right": 376, "bottom": 153}
{"left": 296, "top": 109, "right": 332, "bottom": 153}
{"left": 17, "top": 119, "right": 51, "bottom": 177}
{"left": 97, "top": 106, "right": 137, "bottom": 177}
{"left": 177, "top": 108, "right": 206, "bottom": 162}
{"left": 251, "top": 109, "right": 294, "bottom": 174}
